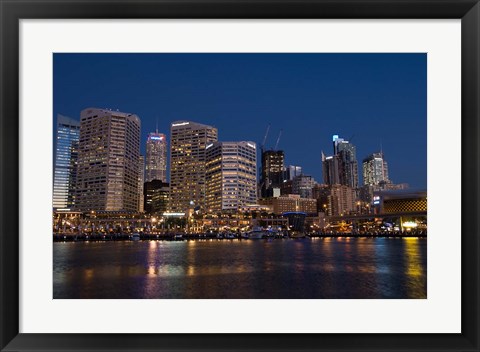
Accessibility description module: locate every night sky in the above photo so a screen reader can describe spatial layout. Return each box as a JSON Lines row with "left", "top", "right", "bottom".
{"left": 53, "top": 53, "right": 427, "bottom": 189}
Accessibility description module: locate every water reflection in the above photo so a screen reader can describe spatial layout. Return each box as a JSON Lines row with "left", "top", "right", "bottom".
{"left": 53, "top": 238, "right": 427, "bottom": 299}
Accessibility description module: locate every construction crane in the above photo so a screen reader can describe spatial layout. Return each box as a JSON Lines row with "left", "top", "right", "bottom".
{"left": 261, "top": 124, "right": 270, "bottom": 152}
{"left": 274, "top": 129, "right": 283, "bottom": 150}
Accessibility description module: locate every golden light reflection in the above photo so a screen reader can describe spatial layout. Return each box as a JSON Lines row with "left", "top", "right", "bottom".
{"left": 84, "top": 268, "right": 94, "bottom": 280}
{"left": 405, "top": 238, "right": 423, "bottom": 277}
{"left": 148, "top": 265, "right": 156, "bottom": 276}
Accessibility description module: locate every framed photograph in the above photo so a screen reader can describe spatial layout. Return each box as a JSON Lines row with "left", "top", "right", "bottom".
{"left": 1, "top": 0, "right": 479, "bottom": 351}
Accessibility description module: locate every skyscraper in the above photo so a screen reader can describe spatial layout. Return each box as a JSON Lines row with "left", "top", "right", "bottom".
{"left": 75, "top": 108, "right": 141, "bottom": 212}
{"left": 321, "top": 152, "right": 340, "bottom": 185}
{"left": 333, "top": 135, "right": 358, "bottom": 188}
{"left": 169, "top": 121, "right": 218, "bottom": 212}
{"left": 363, "top": 152, "right": 389, "bottom": 186}
{"left": 53, "top": 114, "right": 80, "bottom": 209}
{"left": 205, "top": 141, "right": 257, "bottom": 212}
{"left": 260, "top": 150, "right": 285, "bottom": 198}
{"left": 145, "top": 131, "right": 167, "bottom": 182}
{"left": 322, "top": 135, "right": 358, "bottom": 188}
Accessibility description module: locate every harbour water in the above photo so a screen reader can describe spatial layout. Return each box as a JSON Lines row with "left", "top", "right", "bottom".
{"left": 53, "top": 237, "right": 427, "bottom": 299}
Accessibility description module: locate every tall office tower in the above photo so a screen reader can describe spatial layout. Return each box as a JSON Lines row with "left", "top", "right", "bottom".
{"left": 292, "top": 174, "right": 316, "bottom": 199}
{"left": 75, "top": 108, "right": 141, "bottom": 212}
{"left": 138, "top": 155, "right": 145, "bottom": 212}
{"left": 53, "top": 114, "right": 80, "bottom": 209}
{"left": 363, "top": 152, "right": 389, "bottom": 186}
{"left": 145, "top": 131, "right": 167, "bottom": 182}
{"left": 333, "top": 135, "right": 359, "bottom": 188}
{"left": 169, "top": 121, "right": 218, "bottom": 212}
{"left": 322, "top": 152, "right": 340, "bottom": 185}
{"left": 205, "top": 141, "right": 257, "bottom": 212}
{"left": 285, "top": 165, "right": 302, "bottom": 181}
{"left": 260, "top": 150, "right": 285, "bottom": 198}
{"left": 322, "top": 135, "right": 358, "bottom": 188}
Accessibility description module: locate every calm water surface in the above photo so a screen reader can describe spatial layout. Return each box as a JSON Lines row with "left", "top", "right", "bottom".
{"left": 53, "top": 238, "right": 426, "bottom": 299}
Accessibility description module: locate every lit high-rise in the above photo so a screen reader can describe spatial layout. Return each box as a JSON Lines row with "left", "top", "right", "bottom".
{"left": 53, "top": 114, "right": 80, "bottom": 209}
{"left": 169, "top": 121, "right": 218, "bottom": 212}
{"left": 75, "top": 108, "right": 141, "bottom": 212}
{"left": 363, "top": 152, "right": 389, "bottom": 186}
{"left": 145, "top": 131, "right": 167, "bottom": 182}
{"left": 205, "top": 141, "right": 257, "bottom": 212}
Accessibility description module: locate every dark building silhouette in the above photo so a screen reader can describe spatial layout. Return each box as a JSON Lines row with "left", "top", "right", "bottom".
{"left": 144, "top": 179, "right": 169, "bottom": 214}
{"left": 260, "top": 150, "right": 284, "bottom": 198}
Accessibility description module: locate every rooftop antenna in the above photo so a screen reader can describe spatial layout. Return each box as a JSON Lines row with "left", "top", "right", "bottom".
{"left": 156, "top": 117, "right": 159, "bottom": 134}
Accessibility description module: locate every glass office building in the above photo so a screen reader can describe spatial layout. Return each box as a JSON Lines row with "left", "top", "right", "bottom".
{"left": 53, "top": 114, "right": 80, "bottom": 209}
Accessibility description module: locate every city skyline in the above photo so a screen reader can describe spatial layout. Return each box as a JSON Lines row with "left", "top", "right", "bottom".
{"left": 53, "top": 53, "right": 427, "bottom": 189}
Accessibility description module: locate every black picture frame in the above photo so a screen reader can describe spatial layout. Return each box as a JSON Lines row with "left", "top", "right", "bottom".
{"left": 1, "top": 0, "right": 479, "bottom": 351}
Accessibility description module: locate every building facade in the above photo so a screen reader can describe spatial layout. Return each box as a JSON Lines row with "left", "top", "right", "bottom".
{"left": 169, "top": 121, "right": 218, "bottom": 212}
{"left": 145, "top": 131, "right": 167, "bottom": 182}
{"left": 138, "top": 155, "right": 145, "bottom": 212}
{"left": 285, "top": 165, "right": 302, "bottom": 181}
{"left": 205, "top": 141, "right": 257, "bottom": 212}
{"left": 144, "top": 180, "right": 169, "bottom": 214}
{"left": 292, "top": 174, "right": 316, "bottom": 199}
{"left": 259, "top": 194, "right": 317, "bottom": 215}
{"left": 327, "top": 184, "right": 357, "bottom": 216}
{"left": 261, "top": 150, "right": 285, "bottom": 198}
{"left": 322, "top": 135, "right": 358, "bottom": 189}
{"left": 75, "top": 108, "right": 141, "bottom": 212}
{"left": 53, "top": 114, "right": 80, "bottom": 209}
{"left": 363, "top": 152, "right": 389, "bottom": 186}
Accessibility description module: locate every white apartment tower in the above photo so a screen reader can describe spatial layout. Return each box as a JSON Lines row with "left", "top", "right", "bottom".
{"left": 169, "top": 121, "right": 218, "bottom": 212}
{"left": 75, "top": 108, "right": 141, "bottom": 212}
{"left": 363, "top": 152, "right": 389, "bottom": 186}
{"left": 206, "top": 141, "right": 257, "bottom": 212}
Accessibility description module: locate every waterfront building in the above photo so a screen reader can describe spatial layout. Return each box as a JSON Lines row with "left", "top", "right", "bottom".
{"left": 205, "top": 141, "right": 257, "bottom": 212}
{"left": 169, "top": 121, "right": 218, "bottom": 212}
{"left": 292, "top": 174, "right": 316, "bottom": 199}
{"left": 363, "top": 152, "right": 389, "bottom": 186}
{"left": 312, "top": 183, "right": 331, "bottom": 213}
{"left": 327, "top": 184, "right": 357, "bottom": 216}
{"left": 259, "top": 194, "right": 317, "bottom": 215}
{"left": 75, "top": 108, "right": 141, "bottom": 212}
{"left": 285, "top": 165, "right": 302, "bottom": 181}
{"left": 260, "top": 150, "right": 285, "bottom": 197}
{"left": 138, "top": 155, "right": 145, "bottom": 212}
{"left": 53, "top": 114, "right": 80, "bottom": 209}
{"left": 375, "top": 190, "right": 427, "bottom": 214}
{"left": 145, "top": 131, "right": 167, "bottom": 182}
{"left": 143, "top": 180, "right": 169, "bottom": 214}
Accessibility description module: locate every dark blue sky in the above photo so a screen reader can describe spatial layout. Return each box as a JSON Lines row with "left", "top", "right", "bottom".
{"left": 53, "top": 53, "right": 427, "bottom": 189}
